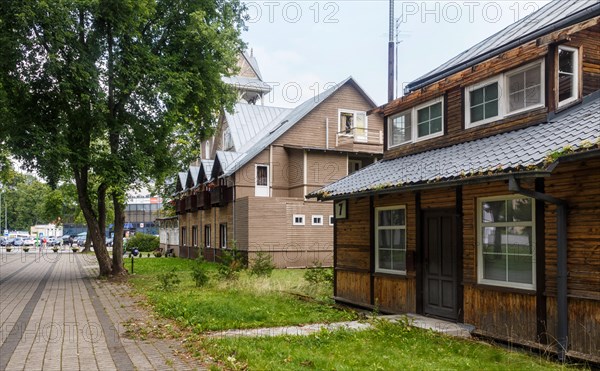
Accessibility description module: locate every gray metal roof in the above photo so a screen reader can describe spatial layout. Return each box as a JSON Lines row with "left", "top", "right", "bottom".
{"left": 187, "top": 166, "right": 200, "bottom": 188}
{"left": 222, "top": 76, "right": 272, "bottom": 93}
{"left": 243, "top": 51, "right": 263, "bottom": 80}
{"left": 200, "top": 159, "right": 214, "bottom": 183}
{"left": 175, "top": 172, "right": 187, "bottom": 192}
{"left": 407, "top": 0, "right": 600, "bottom": 92}
{"left": 309, "top": 94, "right": 600, "bottom": 200}
{"left": 222, "top": 76, "right": 364, "bottom": 177}
{"left": 225, "top": 104, "right": 292, "bottom": 153}
{"left": 213, "top": 150, "right": 245, "bottom": 179}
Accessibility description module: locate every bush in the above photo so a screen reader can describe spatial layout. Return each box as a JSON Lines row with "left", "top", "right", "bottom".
{"left": 191, "top": 256, "right": 210, "bottom": 287}
{"left": 157, "top": 268, "right": 181, "bottom": 291}
{"left": 127, "top": 233, "right": 159, "bottom": 252}
{"left": 217, "top": 244, "right": 245, "bottom": 280}
{"left": 249, "top": 252, "right": 275, "bottom": 277}
{"left": 304, "top": 261, "right": 334, "bottom": 286}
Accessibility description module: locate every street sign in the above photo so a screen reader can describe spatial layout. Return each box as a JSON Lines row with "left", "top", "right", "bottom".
{"left": 3, "top": 229, "right": 7, "bottom": 236}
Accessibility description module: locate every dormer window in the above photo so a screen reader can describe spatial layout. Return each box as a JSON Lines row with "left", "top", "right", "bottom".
{"left": 388, "top": 97, "right": 444, "bottom": 147}
{"left": 465, "top": 78, "right": 501, "bottom": 128}
{"left": 557, "top": 46, "right": 579, "bottom": 107}
{"left": 416, "top": 100, "right": 443, "bottom": 140}
{"left": 223, "top": 127, "right": 233, "bottom": 150}
{"left": 507, "top": 62, "right": 543, "bottom": 114}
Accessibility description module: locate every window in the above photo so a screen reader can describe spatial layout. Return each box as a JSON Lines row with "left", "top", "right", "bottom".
{"left": 219, "top": 223, "right": 227, "bottom": 249}
{"left": 338, "top": 110, "right": 368, "bottom": 142}
{"left": 329, "top": 215, "right": 334, "bottom": 226}
{"left": 204, "top": 225, "right": 211, "bottom": 248}
{"left": 375, "top": 206, "right": 407, "bottom": 274}
{"left": 223, "top": 127, "right": 233, "bottom": 150}
{"left": 478, "top": 196, "right": 535, "bottom": 290}
{"left": 191, "top": 226, "right": 198, "bottom": 247}
{"left": 293, "top": 214, "right": 305, "bottom": 226}
{"left": 389, "top": 111, "right": 412, "bottom": 147}
{"left": 181, "top": 227, "right": 187, "bottom": 246}
{"left": 507, "top": 61, "right": 544, "bottom": 114}
{"left": 416, "top": 101, "right": 443, "bottom": 140}
{"left": 557, "top": 46, "right": 579, "bottom": 107}
{"left": 312, "top": 215, "right": 323, "bottom": 226}
{"left": 255, "top": 164, "right": 269, "bottom": 197}
{"left": 348, "top": 160, "right": 362, "bottom": 175}
{"left": 465, "top": 78, "right": 501, "bottom": 127}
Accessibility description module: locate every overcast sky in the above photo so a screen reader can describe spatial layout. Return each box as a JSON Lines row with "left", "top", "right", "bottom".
{"left": 241, "top": 0, "right": 552, "bottom": 107}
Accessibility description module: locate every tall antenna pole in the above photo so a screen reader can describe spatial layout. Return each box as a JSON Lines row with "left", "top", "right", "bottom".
{"left": 388, "top": 0, "right": 395, "bottom": 103}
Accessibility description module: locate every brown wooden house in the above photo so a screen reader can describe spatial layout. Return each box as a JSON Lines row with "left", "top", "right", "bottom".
{"left": 309, "top": 0, "right": 600, "bottom": 362}
{"left": 173, "top": 52, "right": 384, "bottom": 267}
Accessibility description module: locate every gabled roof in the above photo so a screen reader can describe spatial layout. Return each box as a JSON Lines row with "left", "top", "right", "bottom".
{"left": 406, "top": 0, "right": 600, "bottom": 92}
{"left": 225, "top": 103, "right": 292, "bottom": 153}
{"left": 186, "top": 166, "right": 200, "bottom": 189}
{"left": 212, "top": 150, "right": 244, "bottom": 180}
{"left": 243, "top": 51, "right": 263, "bottom": 80}
{"left": 221, "top": 76, "right": 272, "bottom": 94}
{"left": 175, "top": 172, "right": 188, "bottom": 193}
{"left": 221, "top": 77, "right": 377, "bottom": 177}
{"left": 309, "top": 93, "right": 600, "bottom": 200}
{"left": 199, "top": 159, "right": 214, "bottom": 184}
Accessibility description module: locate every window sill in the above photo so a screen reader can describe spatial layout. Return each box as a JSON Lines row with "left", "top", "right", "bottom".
{"left": 373, "top": 271, "right": 415, "bottom": 279}
{"left": 556, "top": 98, "right": 581, "bottom": 113}
{"left": 473, "top": 282, "right": 536, "bottom": 295}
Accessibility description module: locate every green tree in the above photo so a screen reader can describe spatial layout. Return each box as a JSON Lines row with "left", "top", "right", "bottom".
{"left": 4, "top": 173, "right": 52, "bottom": 230}
{"left": 0, "top": 0, "right": 245, "bottom": 276}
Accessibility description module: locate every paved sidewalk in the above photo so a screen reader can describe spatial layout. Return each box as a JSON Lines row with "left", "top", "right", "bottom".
{"left": 0, "top": 250, "right": 203, "bottom": 371}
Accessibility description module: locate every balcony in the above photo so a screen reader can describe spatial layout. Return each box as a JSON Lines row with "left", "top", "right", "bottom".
{"left": 196, "top": 191, "right": 211, "bottom": 210}
{"left": 335, "top": 128, "right": 383, "bottom": 153}
{"left": 210, "top": 186, "right": 234, "bottom": 207}
{"left": 176, "top": 199, "right": 186, "bottom": 214}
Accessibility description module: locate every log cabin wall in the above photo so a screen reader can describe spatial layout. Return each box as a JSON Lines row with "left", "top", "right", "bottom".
{"left": 382, "top": 18, "right": 600, "bottom": 161}
{"left": 544, "top": 158, "right": 600, "bottom": 357}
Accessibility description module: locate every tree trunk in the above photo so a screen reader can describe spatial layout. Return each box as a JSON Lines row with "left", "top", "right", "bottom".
{"left": 111, "top": 190, "right": 126, "bottom": 275}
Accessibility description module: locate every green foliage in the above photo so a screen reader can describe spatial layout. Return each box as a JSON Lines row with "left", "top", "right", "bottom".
{"left": 127, "top": 233, "right": 159, "bottom": 252}
{"left": 156, "top": 268, "right": 181, "bottom": 291}
{"left": 304, "top": 261, "right": 334, "bottom": 287}
{"left": 249, "top": 252, "right": 276, "bottom": 277}
{"left": 217, "top": 244, "right": 245, "bottom": 280}
{"left": 191, "top": 256, "right": 210, "bottom": 287}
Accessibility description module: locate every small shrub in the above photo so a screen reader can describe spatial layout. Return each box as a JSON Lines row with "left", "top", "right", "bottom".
{"left": 217, "top": 242, "right": 245, "bottom": 280}
{"left": 304, "top": 261, "right": 334, "bottom": 286}
{"left": 191, "top": 256, "right": 210, "bottom": 287}
{"left": 249, "top": 252, "right": 276, "bottom": 277}
{"left": 157, "top": 268, "right": 181, "bottom": 291}
{"left": 127, "top": 233, "right": 159, "bottom": 252}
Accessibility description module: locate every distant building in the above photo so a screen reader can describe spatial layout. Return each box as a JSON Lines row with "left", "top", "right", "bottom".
{"left": 30, "top": 224, "right": 63, "bottom": 237}
{"left": 124, "top": 193, "right": 163, "bottom": 235}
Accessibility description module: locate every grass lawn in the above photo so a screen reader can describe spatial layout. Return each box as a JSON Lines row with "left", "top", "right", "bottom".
{"left": 200, "top": 319, "right": 568, "bottom": 370}
{"left": 128, "top": 258, "right": 356, "bottom": 332}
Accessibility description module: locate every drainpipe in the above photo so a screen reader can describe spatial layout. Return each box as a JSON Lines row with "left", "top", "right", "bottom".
{"left": 508, "top": 176, "right": 568, "bottom": 361}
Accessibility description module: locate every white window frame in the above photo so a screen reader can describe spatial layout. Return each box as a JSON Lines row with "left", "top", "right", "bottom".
{"left": 375, "top": 205, "right": 407, "bottom": 275}
{"left": 329, "top": 215, "right": 334, "bottom": 226}
{"left": 222, "top": 127, "right": 233, "bottom": 150}
{"left": 557, "top": 45, "right": 579, "bottom": 108}
{"left": 255, "top": 164, "right": 270, "bottom": 197}
{"left": 465, "top": 76, "right": 503, "bottom": 128}
{"left": 292, "top": 214, "right": 305, "bottom": 226}
{"left": 388, "top": 110, "right": 412, "bottom": 148}
{"left": 219, "top": 223, "right": 227, "bottom": 249}
{"left": 312, "top": 215, "right": 323, "bottom": 226}
{"left": 505, "top": 60, "right": 545, "bottom": 116}
{"left": 204, "top": 224, "right": 211, "bottom": 248}
{"left": 338, "top": 109, "right": 368, "bottom": 142}
{"left": 414, "top": 98, "right": 445, "bottom": 142}
{"left": 477, "top": 195, "right": 536, "bottom": 290}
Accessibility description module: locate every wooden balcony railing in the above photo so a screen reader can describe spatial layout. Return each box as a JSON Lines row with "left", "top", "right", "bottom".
{"left": 210, "top": 186, "right": 233, "bottom": 207}
{"left": 335, "top": 128, "right": 383, "bottom": 148}
{"left": 197, "top": 191, "right": 211, "bottom": 210}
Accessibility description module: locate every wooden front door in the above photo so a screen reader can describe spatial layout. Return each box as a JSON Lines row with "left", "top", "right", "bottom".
{"left": 423, "top": 210, "right": 458, "bottom": 320}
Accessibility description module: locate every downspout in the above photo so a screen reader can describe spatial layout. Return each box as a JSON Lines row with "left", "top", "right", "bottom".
{"left": 325, "top": 118, "right": 329, "bottom": 149}
{"left": 508, "top": 176, "right": 568, "bottom": 361}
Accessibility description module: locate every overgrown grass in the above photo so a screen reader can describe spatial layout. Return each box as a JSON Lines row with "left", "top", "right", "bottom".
{"left": 128, "top": 258, "right": 355, "bottom": 332}
{"left": 201, "top": 319, "right": 569, "bottom": 370}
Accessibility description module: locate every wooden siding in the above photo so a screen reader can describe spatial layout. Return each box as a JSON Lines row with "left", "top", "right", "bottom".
{"left": 275, "top": 83, "right": 383, "bottom": 152}
{"left": 464, "top": 284, "right": 537, "bottom": 342}
{"left": 374, "top": 276, "right": 416, "bottom": 313}
{"left": 336, "top": 270, "right": 371, "bottom": 304}
{"left": 336, "top": 197, "right": 370, "bottom": 270}
{"left": 271, "top": 145, "right": 290, "bottom": 197}
{"left": 573, "top": 24, "right": 600, "bottom": 96}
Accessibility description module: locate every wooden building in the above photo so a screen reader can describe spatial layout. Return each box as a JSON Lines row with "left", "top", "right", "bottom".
{"left": 309, "top": 0, "right": 600, "bottom": 362}
{"left": 173, "top": 52, "right": 383, "bottom": 267}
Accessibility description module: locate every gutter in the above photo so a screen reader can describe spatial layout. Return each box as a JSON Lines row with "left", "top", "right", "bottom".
{"left": 406, "top": 4, "right": 600, "bottom": 93}
{"left": 508, "top": 176, "right": 569, "bottom": 362}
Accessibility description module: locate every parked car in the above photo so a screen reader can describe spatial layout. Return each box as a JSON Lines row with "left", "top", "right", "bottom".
{"left": 76, "top": 236, "right": 86, "bottom": 246}
{"left": 23, "top": 237, "right": 36, "bottom": 246}
{"left": 49, "top": 237, "right": 62, "bottom": 246}
{"left": 106, "top": 237, "right": 113, "bottom": 247}
{"left": 1, "top": 238, "right": 14, "bottom": 246}
{"left": 13, "top": 238, "right": 24, "bottom": 247}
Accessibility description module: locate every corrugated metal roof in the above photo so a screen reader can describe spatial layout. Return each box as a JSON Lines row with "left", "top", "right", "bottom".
{"left": 222, "top": 76, "right": 272, "bottom": 93}
{"left": 407, "top": 0, "right": 600, "bottom": 92}
{"left": 225, "top": 104, "right": 292, "bottom": 153}
{"left": 309, "top": 94, "right": 600, "bottom": 199}
{"left": 222, "top": 76, "right": 358, "bottom": 177}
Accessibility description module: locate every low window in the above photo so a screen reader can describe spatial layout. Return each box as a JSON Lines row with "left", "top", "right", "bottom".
{"left": 507, "top": 61, "right": 544, "bottom": 114}
{"left": 191, "top": 225, "right": 198, "bottom": 247}
{"left": 293, "top": 214, "right": 305, "bottom": 226}
{"left": 181, "top": 227, "right": 187, "bottom": 246}
{"left": 312, "top": 215, "right": 323, "bottom": 226}
{"left": 204, "top": 225, "right": 211, "bottom": 248}
{"left": 219, "top": 223, "right": 227, "bottom": 249}
{"left": 478, "top": 196, "right": 535, "bottom": 290}
{"left": 557, "top": 46, "right": 579, "bottom": 107}
{"left": 375, "top": 206, "right": 407, "bottom": 274}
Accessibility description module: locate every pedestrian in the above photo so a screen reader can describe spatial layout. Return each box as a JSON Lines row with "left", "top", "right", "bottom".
{"left": 42, "top": 237, "right": 47, "bottom": 249}
{"left": 69, "top": 236, "right": 73, "bottom": 247}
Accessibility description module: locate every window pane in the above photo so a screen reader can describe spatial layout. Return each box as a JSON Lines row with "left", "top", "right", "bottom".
{"left": 256, "top": 166, "right": 268, "bottom": 186}
{"left": 482, "top": 200, "right": 506, "bottom": 222}
{"left": 507, "top": 227, "right": 532, "bottom": 255}
{"left": 507, "top": 255, "right": 532, "bottom": 284}
{"left": 525, "top": 67, "right": 540, "bottom": 88}
{"left": 485, "top": 101, "right": 498, "bottom": 118}
{"left": 417, "top": 107, "right": 429, "bottom": 122}
{"left": 378, "top": 210, "right": 391, "bottom": 226}
{"left": 525, "top": 86, "right": 541, "bottom": 106}
{"left": 509, "top": 91, "right": 525, "bottom": 111}
{"left": 508, "top": 198, "right": 532, "bottom": 222}
{"left": 485, "top": 83, "right": 498, "bottom": 100}
{"left": 379, "top": 230, "right": 391, "bottom": 249}
{"left": 392, "top": 209, "right": 406, "bottom": 226}
{"left": 559, "top": 49, "right": 574, "bottom": 73}
{"left": 430, "top": 103, "right": 442, "bottom": 118}
{"left": 391, "top": 113, "right": 411, "bottom": 145}
{"left": 558, "top": 75, "right": 574, "bottom": 102}
{"left": 482, "top": 227, "right": 506, "bottom": 253}
{"left": 417, "top": 122, "right": 429, "bottom": 137}
{"left": 391, "top": 229, "right": 405, "bottom": 250}
{"left": 430, "top": 118, "right": 442, "bottom": 134}
{"left": 471, "top": 105, "right": 484, "bottom": 122}
{"left": 509, "top": 73, "right": 524, "bottom": 93}
{"left": 483, "top": 254, "right": 506, "bottom": 281}
{"left": 379, "top": 249, "right": 392, "bottom": 270}
{"left": 471, "top": 88, "right": 484, "bottom": 105}
{"left": 392, "top": 250, "right": 406, "bottom": 271}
